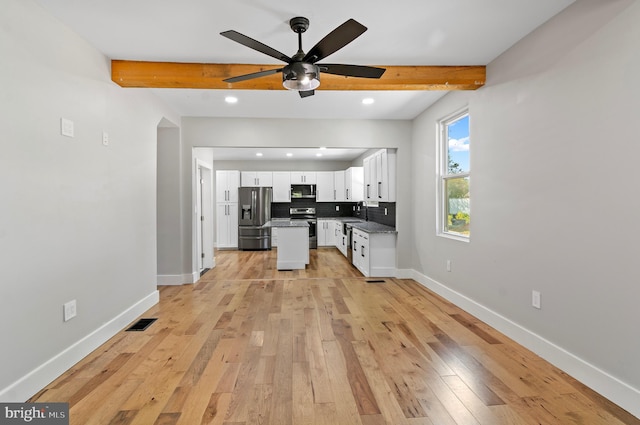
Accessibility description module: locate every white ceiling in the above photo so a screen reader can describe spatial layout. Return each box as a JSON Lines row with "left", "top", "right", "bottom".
{"left": 34, "top": 0, "right": 574, "bottom": 120}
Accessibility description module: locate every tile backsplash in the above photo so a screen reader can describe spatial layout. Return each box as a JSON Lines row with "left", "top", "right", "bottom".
{"left": 272, "top": 200, "right": 395, "bottom": 228}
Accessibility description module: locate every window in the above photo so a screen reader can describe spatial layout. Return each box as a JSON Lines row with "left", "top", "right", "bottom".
{"left": 438, "top": 109, "right": 470, "bottom": 240}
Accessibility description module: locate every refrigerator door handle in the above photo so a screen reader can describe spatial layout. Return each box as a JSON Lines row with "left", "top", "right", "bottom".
{"left": 251, "top": 190, "right": 257, "bottom": 221}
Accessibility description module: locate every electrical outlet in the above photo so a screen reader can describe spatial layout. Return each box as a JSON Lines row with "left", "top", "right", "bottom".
{"left": 384, "top": 208, "right": 388, "bottom": 215}
{"left": 63, "top": 300, "right": 77, "bottom": 322}
{"left": 102, "top": 131, "right": 109, "bottom": 146}
{"left": 335, "top": 205, "right": 339, "bottom": 211}
{"left": 446, "top": 260, "right": 451, "bottom": 272}
{"left": 532, "top": 290, "right": 541, "bottom": 309}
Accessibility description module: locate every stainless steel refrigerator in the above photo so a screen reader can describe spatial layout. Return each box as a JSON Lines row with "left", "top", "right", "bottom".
{"left": 238, "top": 186, "right": 272, "bottom": 250}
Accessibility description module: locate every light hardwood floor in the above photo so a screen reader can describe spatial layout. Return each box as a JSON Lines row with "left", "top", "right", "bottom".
{"left": 30, "top": 248, "right": 639, "bottom": 425}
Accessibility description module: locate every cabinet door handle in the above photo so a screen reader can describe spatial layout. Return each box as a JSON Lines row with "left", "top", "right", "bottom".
{"left": 366, "top": 184, "right": 370, "bottom": 199}
{"left": 361, "top": 245, "right": 365, "bottom": 257}
{"left": 334, "top": 189, "right": 336, "bottom": 200}
{"left": 378, "top": 181, "right": 382, "bottom": 198}
{"left": 346, "top": 188, "right": 349, "bottom": 199}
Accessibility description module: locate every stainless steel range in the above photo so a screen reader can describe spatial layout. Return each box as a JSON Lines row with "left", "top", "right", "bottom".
{"left": 289, "top": 207, "right": 317, "bottom": 249}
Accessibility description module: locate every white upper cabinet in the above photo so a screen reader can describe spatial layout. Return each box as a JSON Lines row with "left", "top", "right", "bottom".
{"left": 363, "top": 149, "right": 396, "bottom": 202}
{"left": 272, "top": 172, "right": 291, "bottom": 202}
{"left": 241, "top": 171, "right": 273, "bottom": 187}
{"left": 290, "top": 171, "right": 316, "bottom": 184}
{"left": 334, "top": 170, "right": 346, "bottom": 202}
{"left": 216, "top": 170, "right": 240, "bottom": 203}
{"left": 345, "top": 167, "right": 363, "bottom": 202}
{"left": 316, "top": 172, "right": 335, "bottom": 202}
{"left": 363, "top": 156, "right": 374, "bottom": 201}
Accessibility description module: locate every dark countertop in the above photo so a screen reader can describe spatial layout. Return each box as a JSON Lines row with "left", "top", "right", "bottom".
{"left": 267, "top": 219, "right": 309, "bottom": 228}
{"left": 348, "top": 221, "right": 397, "bottom": 234}
{"left": 317, "top": 217, "right": 365, "bottom": 223}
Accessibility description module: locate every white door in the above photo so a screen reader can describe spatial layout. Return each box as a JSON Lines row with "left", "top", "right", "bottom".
{"left": 200, "top": 167, "right": 214, "bottom": 268}
{"left": 196, "top": 162, "right": 214, "bottom": 272}
{"left": 196, "top": 167, "right": 204, "bottom": 271}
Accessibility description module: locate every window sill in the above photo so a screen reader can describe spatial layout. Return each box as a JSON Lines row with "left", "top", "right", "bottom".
{"left": 438, "top": 232, "right": 470, "bottom": 243}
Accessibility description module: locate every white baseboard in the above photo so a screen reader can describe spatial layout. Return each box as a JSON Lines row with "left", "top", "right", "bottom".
{"left": 409, "top": 269, "right": 640, "bottom": 420}
{"left": 395, "top": 268, "right": 414, "bottom": 279}
{"left": 369, "top": 267, "right": 396, "bottom": 277}
{"left": 157, "top": 274, "right": 197, "bottom": 286}
{"left": 0, "top": 290, "right": 160, "bottom": 402}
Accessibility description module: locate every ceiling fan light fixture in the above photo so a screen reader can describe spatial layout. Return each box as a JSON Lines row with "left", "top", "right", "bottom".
{"left": 282, "top": 62, "right": 320, "bottom": 91}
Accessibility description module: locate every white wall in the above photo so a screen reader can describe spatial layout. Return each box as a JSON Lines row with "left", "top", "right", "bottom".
{"left": 157, "top": 126, "right": 184, "bottom": 283}
{"left": 411, "top": 0, "right": 640, "bottom": 416}
{"left": 0, "top": 0, "right": 179, "bottom": 400}
{"left": 180, "top": 117, "right": 412, "bottom": 277}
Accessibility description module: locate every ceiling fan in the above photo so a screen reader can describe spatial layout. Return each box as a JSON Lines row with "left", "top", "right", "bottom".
{"left": 220, "top": 17, "right": 386, "bottom": 98}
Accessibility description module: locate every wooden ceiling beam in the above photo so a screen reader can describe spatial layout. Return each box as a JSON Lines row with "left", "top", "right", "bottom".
{"left": 111, "top": 60, "right": 485, "bottom": 91}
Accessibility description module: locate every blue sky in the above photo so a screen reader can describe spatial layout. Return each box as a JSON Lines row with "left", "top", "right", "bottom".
{"left": 447, "top": 115, "right": 470, "bottom": 172}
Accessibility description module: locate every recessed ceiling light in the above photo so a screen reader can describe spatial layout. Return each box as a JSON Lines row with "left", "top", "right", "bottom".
{"left": 316, "top": 153, "right": 323, "bottom": 157}
{"left": 225, "top": 96, "right": 238, "bottom": 104}
{"left": 286, "top": 153, "right": 293, "bottom": 157}
{"left": 362, "top": 98, "right": 375, "bottom": 105}
{"left": 319, "top": 147, "right": 327, "bottom": 150}
{"left": 256, "top": 152, "right": 263, "bottom": 157}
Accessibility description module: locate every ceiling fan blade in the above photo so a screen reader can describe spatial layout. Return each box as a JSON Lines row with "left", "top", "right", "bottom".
{"left": 223, "top": 68, "right": 283, "bottom": 83}
{"left": 319, "top": 64, "right": 386, "bottom": 79}
{"left": 220, "top": 30, "right": 292, "bottom": 63}
{"left": 299, "top": 90, "right": 315, "bottom": 98}
{"left": 303, "top": 19, "right": 367, "bottom": 63}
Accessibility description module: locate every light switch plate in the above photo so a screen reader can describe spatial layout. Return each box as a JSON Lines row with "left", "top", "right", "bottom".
{"left": 63, "top": 300, "right": 77, "bottom": 321}
{"left": 61, "top": 118, "right": 74, "bottom": 137}
{"left": 532, "top": 290, "right": 541, "bottom": 309}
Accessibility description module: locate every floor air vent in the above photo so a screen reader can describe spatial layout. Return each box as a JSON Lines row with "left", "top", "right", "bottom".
{"left": 126, "top": 318, "right": 157, "bottom": 332}
{"left": 366, "top": 279, "right": 386, "bottom": 283}
{"left": 200, "top": 268, "right": 210, "bottom": 277}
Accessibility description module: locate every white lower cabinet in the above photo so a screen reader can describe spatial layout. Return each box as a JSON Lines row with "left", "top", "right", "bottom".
{"left": 351, "top": 228, "right": 396, "bottom": 277}
{"left": 216, "top": 203, "right": 238, "bottom": 248}
{"left": 317, "top": 219, "right": 336, "bottom": 247}
{"left": 335, "top": 222, "right": 348, "bottom": 257}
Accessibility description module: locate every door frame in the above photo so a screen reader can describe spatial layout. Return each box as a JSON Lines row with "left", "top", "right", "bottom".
{"left": 195, "top": 159, "right": 214, "bottom": 274}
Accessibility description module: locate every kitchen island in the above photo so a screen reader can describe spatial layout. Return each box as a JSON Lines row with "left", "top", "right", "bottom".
{"left": 268, "top": 219, "right": 309, "bottom": 270}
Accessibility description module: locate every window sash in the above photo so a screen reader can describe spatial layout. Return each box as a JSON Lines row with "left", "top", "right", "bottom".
{"left": 438, "top": 108, "right": 470, "bottom": 240}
